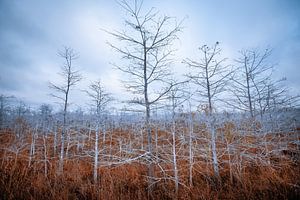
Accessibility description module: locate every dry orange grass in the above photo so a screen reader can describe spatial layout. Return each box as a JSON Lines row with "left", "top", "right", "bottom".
{"left": 0, "top": 126, "right": 299, "bottom": 200}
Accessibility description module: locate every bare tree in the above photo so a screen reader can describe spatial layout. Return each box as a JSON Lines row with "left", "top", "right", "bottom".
{"left": 39, "top": 104, "right": 53, "bottom": 132}
{"left": 263, "top": 78, "right": 299, "bottom": 113}
{"left": 106, "top": 0, "right": 182, "bottom": 191}
{"left": 13, "top": 100, "right": 30, "bottom": 138}
{"left": 183, "top": 42, "right": 231, "bottom": 178}
{"left": 49, "top": 47, "right": 82, "bottom": 174}
{"left": 167, "top": 82, "right": 186, "bottom": 197}
{"left": 185, "top": 86, "right": 195, "bottom": 186}
{"left": 229, "top": 48, "right": 273, "bottom": 118}
{"left": 183, "top": 42, "right": 231, "bottom": 113}
{"left": 86, "top": 80, "right": 112, "bottom": 183}
{"left": 257, "top": 75, "right": 299, "bottom": 131}
{"left": 38, "top": 104, "right": 53, "bottom": 178}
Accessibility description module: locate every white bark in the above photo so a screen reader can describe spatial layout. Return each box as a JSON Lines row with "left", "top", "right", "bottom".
{"left": 49, "top": 47, "right": 82, "bottom": 175}
{"left": 209, "top": 117, "right": 219, "bottom": 177}
{"left": 171, "top": 100, "right": 179, "bottom": 196}
{"left": 188, "top": 103, "right": 194, "bottom": 186}
{"left": 106, "top": 1, "right": 182, "bottom": 194}
{"left": 28, "top": 125, "right": 38, "bottom": 167}
{"left": 94, "top": 125, "right": 99, "bottom": 183}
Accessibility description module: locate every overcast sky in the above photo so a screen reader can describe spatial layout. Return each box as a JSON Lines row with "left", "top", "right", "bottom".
{"left": 0, "top": 0, "right": 299, "bottom": 110}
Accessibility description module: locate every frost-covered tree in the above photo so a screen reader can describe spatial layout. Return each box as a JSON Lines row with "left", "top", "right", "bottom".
{"left": 183, "top": 42, "right": 231, "bottom": 178}
{"left": 230, "top": 48, "right": 273, "bottom": 118}
{"left": 106, "top": 0, "right": 182, "bottom": 191}
{"left": 49, "top": 47, "right": 82, "bottom": 174}
{"left": 86, "top": 80, "right": 112, "bottom": 183}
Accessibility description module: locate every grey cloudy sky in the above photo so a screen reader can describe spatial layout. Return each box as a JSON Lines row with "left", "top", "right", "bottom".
{"left": 0, "top": 0, "right": 299, "bottom": 110}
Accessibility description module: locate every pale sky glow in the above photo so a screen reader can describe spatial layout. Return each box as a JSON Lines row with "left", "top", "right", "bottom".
{"left": 0, "top": 0, "right": 299, "bottom": 110}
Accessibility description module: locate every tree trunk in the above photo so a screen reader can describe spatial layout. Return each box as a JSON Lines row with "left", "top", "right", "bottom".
{"left": 94, "top": 124, "right": 99, "bottom": 183}
{"left": 188, "top": 104, "right": 194, "bottom": 187}
{"left": 58, "top": 130, "right": 65, "bottom": 175}
{"left": 171, "top": 101, "right": 179, "bottom": 198}
{"left": 28, "top": 126, "right": 38, "bottom": 167}
{"left": 210, "top": 116, "right": 220, "bottom": 178}
{"left": 245, "top": 59, "right": 253, "bottom": 118}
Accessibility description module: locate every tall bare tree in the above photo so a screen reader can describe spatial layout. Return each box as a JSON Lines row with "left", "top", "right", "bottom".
{"left": 229, "top": 48, "right": 274, "bottom": 118}
{"left": 49, "top": 47, "right": 82, "bottom": 174}
{"left": 183, "top": 42, "right": 231, "bottom": 178}
{"left": 86, "top": 80, "right": 112, "bottom": 183}
{"left": 106, "top": 0, "right": 182, "bottom": 191}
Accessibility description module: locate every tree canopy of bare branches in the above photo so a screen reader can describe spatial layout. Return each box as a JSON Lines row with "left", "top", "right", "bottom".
{"left": 184, "top": 42, "right": 231, "bottom": 113}
{"left": 230, "top": 48, "right": 274, "bottom": 118}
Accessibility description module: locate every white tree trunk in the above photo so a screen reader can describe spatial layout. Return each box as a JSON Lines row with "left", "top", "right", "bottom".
{"left": 188, "top": 111, "right": 194, "bottom": 186}
{"left": 94, "top": 125, "right": 99, "bottom": 183}
{"left": 58, "top": 131, "right": 65, "bottom": 175}
{"left": 65, "top": 130, "right": 71, "bottom": 158}
{"left": 28, "top": 126, "right": 38, "bottom": 167}
{"left": 209, "top": 116, "right": 219, "bottom": 178}
{"left": 172, "top": 116, "right": 179, "bottom": 197}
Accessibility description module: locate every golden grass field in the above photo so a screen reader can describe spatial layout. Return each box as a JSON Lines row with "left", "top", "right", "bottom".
{"left": 0, "top": 120, "right": 299, "bottom": 200}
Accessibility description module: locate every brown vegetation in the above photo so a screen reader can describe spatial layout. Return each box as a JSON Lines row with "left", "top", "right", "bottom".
{"left": 0, "top": 126, "right": 299, "bottom": 200}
